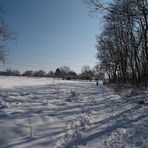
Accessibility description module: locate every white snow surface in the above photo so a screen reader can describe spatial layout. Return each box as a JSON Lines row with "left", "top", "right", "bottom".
{"left": 0, "top": 76, "right": 148, "bottom": 148}
{"left": 0, "top": 76, "right": 79, "bottom": 89}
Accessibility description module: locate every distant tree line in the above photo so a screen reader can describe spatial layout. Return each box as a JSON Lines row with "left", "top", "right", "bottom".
{"left": 0, "top": 65, "right": 104, "bottom": 80}
{"left": 0, "top": 69, "right": 20, "bottom": 76}
{"left": 86, "top": 0, "right": 148, "bottom": 88}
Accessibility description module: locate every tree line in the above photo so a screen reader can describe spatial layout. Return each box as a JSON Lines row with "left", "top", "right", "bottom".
{"left": 86, "top": 0, "right": 148, "bottom": 88}
{"left": 0, "top": 65, "right": 104, "bottom": 80}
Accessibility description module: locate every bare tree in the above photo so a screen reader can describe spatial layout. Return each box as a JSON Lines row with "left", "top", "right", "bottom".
{"left": 81, "top": 65, "right": 94, "bottom": 80}
{"left": 0, "top": 6, "right": 14, "bottom": 63}
{"left": 82, "top": 65, "right": 91, "bottom": 73}
{"left": 59, "top": 66, "right": 70, "bottom": 79}
{"left": 93, "top": 64, "right": 104, "bottom": 80}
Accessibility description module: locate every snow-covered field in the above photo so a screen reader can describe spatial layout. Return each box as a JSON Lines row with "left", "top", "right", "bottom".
{"left": 0, "top": 76, "right": 148, "bottom": 148}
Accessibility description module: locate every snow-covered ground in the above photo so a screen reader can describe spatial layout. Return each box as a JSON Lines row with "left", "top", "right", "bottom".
{"left": 0, "top": 76, "right": 79, "bottom": 89}
{"left": 0, "top": 76, "right": 148, "bottom": 148}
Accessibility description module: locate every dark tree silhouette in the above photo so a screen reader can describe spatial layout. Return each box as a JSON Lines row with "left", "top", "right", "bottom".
{"left": 55, "top": 68, "right": 61, "bottom": 78}
{"left": 23, "top": 70, "right": 34, "bottom": 77}
{"left": 33, "top": 70, "right": 46, "bottom": 77}
{"left": 86, "top": 0, "right": 148, "bottom": 87}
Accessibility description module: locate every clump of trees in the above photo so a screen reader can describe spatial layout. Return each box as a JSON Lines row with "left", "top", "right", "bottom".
{"left": 79, "top": 65, "right": 94, "bottom": 80}
{"left": 22, "top": 70, "right": 34, "bottom": 77}
{"left": 93, "top": 64, "right": 104, "bottom": 80}
{"left": 54, "top": 66, "right": 78, "bottom": 80}
{"left": 86, "top": 0, "right": 148, "bottom": 88}
{"left": 22, "top": 70, "right": 47, "bottom": 77}
{"left": 33, "top": 70, "right": 46, "bottom": 77}
{"left": 0, "top": 69, "right": 20, "bottom": 76}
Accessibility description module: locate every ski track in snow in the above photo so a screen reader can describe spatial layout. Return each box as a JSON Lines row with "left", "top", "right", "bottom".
{"left": 0, "top": 76, "right": 148, "bottom": 148}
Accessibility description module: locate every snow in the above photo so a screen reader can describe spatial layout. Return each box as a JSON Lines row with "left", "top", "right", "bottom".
{"left": 0, "top": 76, "right": 53, "bottom": 89}
{"left": 0, "top": 76, "right": 148, "bottom": 148}
{"left": 0, "top": 76, "right": 79, "bottom": 89}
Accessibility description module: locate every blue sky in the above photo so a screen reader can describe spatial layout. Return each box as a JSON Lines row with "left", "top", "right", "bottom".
{"left": 1, "top": 0, "right": 102, "bottom": 73}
